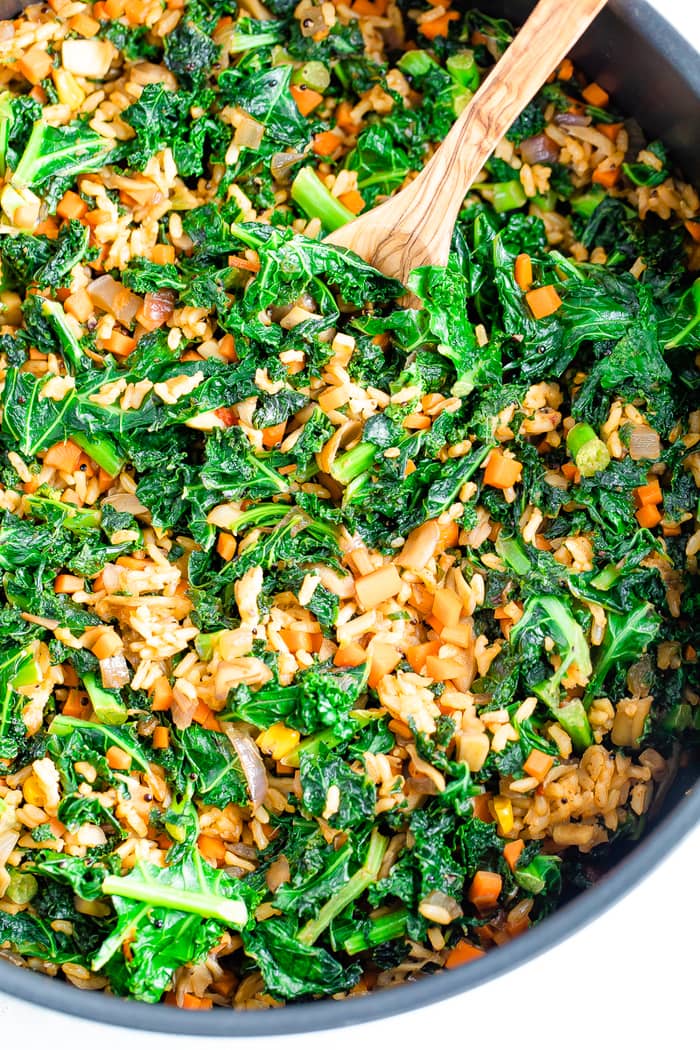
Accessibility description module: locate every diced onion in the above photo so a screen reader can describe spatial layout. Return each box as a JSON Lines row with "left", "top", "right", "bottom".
{"left": 223, "top": 726, "right": 268, "bottom": 809}
{"left": 270, "top": 152, "right": 305, "bottom": 183}
{"left": 629, "top": 425, "right": 661, "bottom": 461}
{"left": 234, "top": 114, "right": 265, "bottom": 150}
{"left": 171, "top": 686, "right": 198, "bottom": 730}
{"left": 61, "top": 39, "right": 116, "bottom": 79}
{"left": 101, "top": 492, "right": 150, "bottom": 516}
{"left": 88, "top": 275, "right": 143, "bottom": 325}
{"left": 100, "top": 653, "right": 130, "bottom": 689}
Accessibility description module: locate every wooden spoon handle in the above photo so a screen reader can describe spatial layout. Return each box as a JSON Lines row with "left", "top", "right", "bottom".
{"left": 412, "top": 0, "right": 609, "bottom": 233}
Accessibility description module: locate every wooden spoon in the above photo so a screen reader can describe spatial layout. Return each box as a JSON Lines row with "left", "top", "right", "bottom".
{"left": 326, "top": 0, "right": 608, "bottom": 288}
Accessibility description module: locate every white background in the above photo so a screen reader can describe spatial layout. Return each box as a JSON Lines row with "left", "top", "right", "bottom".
{"left": 1, "top": 2, "right": 699, "bottom": 1047}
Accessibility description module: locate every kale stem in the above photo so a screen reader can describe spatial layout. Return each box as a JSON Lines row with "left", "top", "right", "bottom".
{"left": 297, "top": 828, "right": 388, "bottom": 946}
{"left": 330, "top": 441, "right": 376, "bottom": 486}
{"left": 82, "top": 672, "right": 128, "bottom": 727}
{"left": 101, "top": 875, "right": 248, "bottom": 927}
{"left": 71, "top": 433, "right": 125, "bottom": 477}
{"left": 291, "top": 167, "right": 355, "bottom": 233}
{"left": 341, "top": 907, "right": 409, "bottom": 955}
{"left": 566, "top": 422, "right": 610, "bottom": 477}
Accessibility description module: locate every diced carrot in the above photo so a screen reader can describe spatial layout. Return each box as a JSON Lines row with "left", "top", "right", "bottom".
{"left": 68, "top": 12, "right": 101, "bottom": 36}
{"left": 62, "top": 689, "right": 89, "bottom": 718}
{"left": 214, "top": 407, "right": 237, "bottom": 427}
{"left": 44, "top": 439, "right": 83, "bottom": 473}
{"left": 151, "top": 243, "right": 175, "bottom": 265}
{"left": 503, "top": 838, "right": 525, "bottom": 872}
{"left": 483, "top": 449, "right": 523, "bottom": 490}
{"left": 218, "top": 334, "right": 237, "bottom": 362}
{"left": 97, "top": 467, "right": 115, "bottom": 493}
{"left": 65, "top": 288, "right": 93, "bottom": 324}
{"left": 525, "top": 284, "right": 562, "bottom": 320}
{"left": 151, "top": 677, "right": 173, "bottom": 711}
{"left": 337, "top": 189, "right": 365, "bottom": 215}
{"left": 467, "top": 870, "right": 502, "bottom": 912}
{"left": 436, "top": 519, "right": 459, "bottom": 551}
{"left": 582, "top": 81, "right": 609, "bottom": 107}
{"left": 401, "top": 413, "right": 431, "bottom": 430}
{"left": 116, "top": 556, "right": 149, "bottom": 570}
{"left": 216, "top": 531, "right": 236, "bottom": 561}
{"left": 29, "top": 85, "right": 47, "bottom": 104}
{"left": 61, "top": 664, "right": 79, "bottom": 687}
{"left": 280, "top": 627, "right": 319, "bottom": 653}
{"left": 444, "top": 940, "right": 485, "bottom": 969}
{"left": 404, "top": 459, "right": 416, "bottom": 477}
{"left": 636, "top": 504, "right": 662, "bottom": 529}
{"left": 634, "top": 478, "right": 662, "bottom": 507}
{"left": 290, "top": 84, "right": 324, "bottom": 116}
{"left": 152, "top": 726, "right": 170, "bottom": 749}
{"left": 334, "top": 642, "right": 367, "bottom": 668}
{"left": 227, "top": 253, "right": 260, "bottom": 273}
{"left": 124, "top": 0, "right": 145, "bottom": 22}
{"left": 514, "top": 253, "right": 533, "bottom": 290}
{"left": 92, "top": 0, "right": 108, "bottom": 16}
{"left": 368, "top": 642, "right": 401, "bottom": 689}
{"left": 164, "top": 992, "right": 213, "bottom": 1010}
{"left": 471, "top": 793, "right": 493, "bottom": 822}
{"left": 591, "top": 165, "right": 621, "bottom": 188}
{"left": 405, "top": 640, "right": 440, "bottom": 673}
{"left": 106, "top": 746, "right": 132, "bottom": 771}
{"left": 197, "top": 834, "right": 227, "bottom": 862}
{"left": 661, "top": 522, "right": 682, "bottom": 537}
{"left": 91, "top": 630, "right": 122, "bottom": 661}
{"left": 440, "top": 623, "right": 473, "bottom": 647}
{"left": 35, "top": 218, "right": 60, "bottom": 239}
{"left": 557, "top": 57, "right": 574, "bottom": 81}
{"left": 432, "top": 587, "right": 462, "bottom": 628}
{"left": 312, "top": 131, "right": 342, "bottom": 156}
{"left": 560, "top": 461, "right": 580, "bottom": 482}
{"left": 425, "top": 654, "right": 466, "bottom": 682}
{"left": 523, "top": 748, "right": 554, "bottom": 781}
{"left": 18, "top": 46, "right": 52, "bottom": 85}
{"left": 53, "top": 574, "right": 83, "bottom": 594}
{"left": 335, "top": 100, "right": 360, "bottom": 134}
{"left": 104, "top": 0, "right": 125, "bottom": 15}
{"left": 261, "top": 422, "right": 286, "bottom": 448}
{"left": 419, "top": 10, "right": 459, "bottom": 39}
{"left": 598, "top": 122, "right": 623, "bottom": 143}
{"left": 104, "top": 330, "right": 137, "bottom": 357}
{"left": 684, "top": 220, "right": 700, "bottom": 243}
{"left": 193, "top": 701, "right": 214, "bottom": 726}
{"left": 352, "top": 0, "right": 388, "bottom": 14}
{"left": 84, "top": 209, "right": 111, "bottom": 227}
{"left": 532, "top": 534, "right": 551, "bottom": 551}
{"left": 355, "top": 565, "right": 402, "bottom": 610}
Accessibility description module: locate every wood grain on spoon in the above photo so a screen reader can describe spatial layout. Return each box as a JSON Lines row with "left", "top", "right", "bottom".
{"left": 325, "top": 0, "right": 609, "bottom": 289}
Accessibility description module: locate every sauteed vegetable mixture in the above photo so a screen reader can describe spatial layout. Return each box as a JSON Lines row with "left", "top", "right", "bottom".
{"left": 0, "top": 0, "right": 698, "bottom": 1009}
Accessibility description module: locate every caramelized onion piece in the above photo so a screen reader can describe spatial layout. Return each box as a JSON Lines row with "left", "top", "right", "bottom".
{"left": 143, "top": 290, "right": 175, "bottom": 326}
{"left": 519, "top": 132, "right": 560, "bottom": 165}
{"left": 223, "top": 726, "right": 268, "bottom": 809}
{"left": 88, "top": 275, "right": 142, "bottom": 325}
